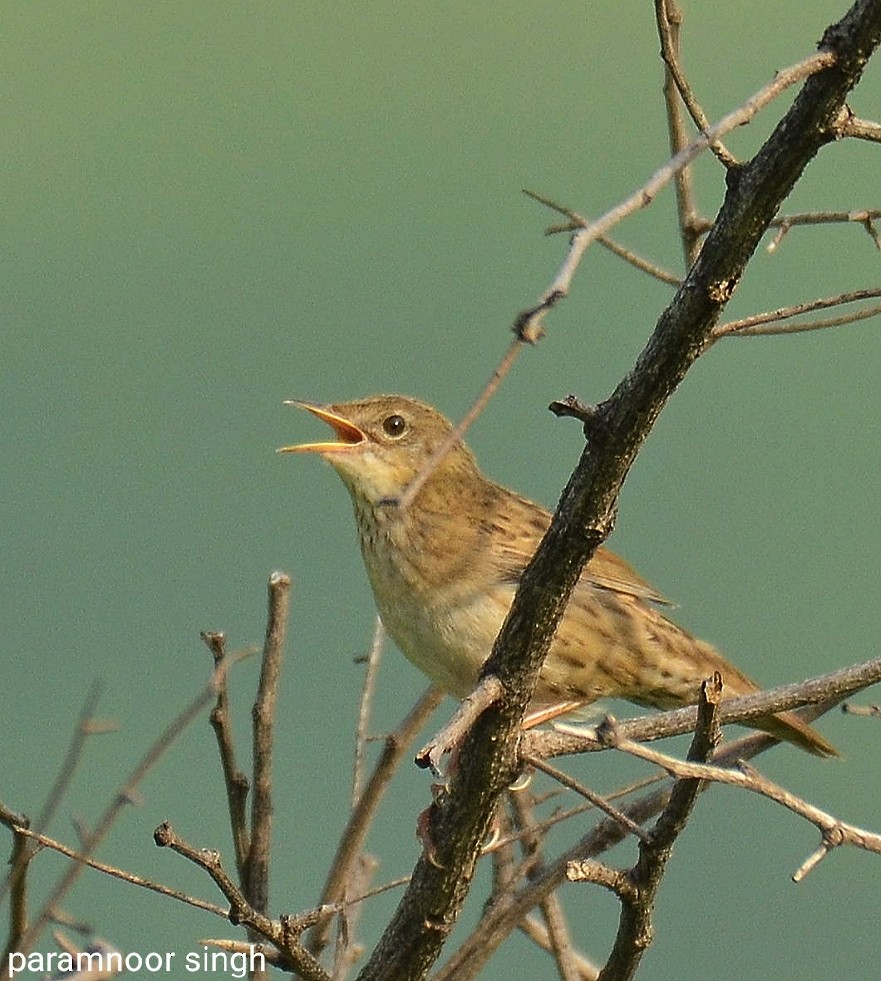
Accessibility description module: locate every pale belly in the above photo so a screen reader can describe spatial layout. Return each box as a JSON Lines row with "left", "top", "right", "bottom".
{"left": 371, "top": 575, "right": 509, "bottom": 699}
{"left": 359, "top": 526, "right": 728, "bottom": 713}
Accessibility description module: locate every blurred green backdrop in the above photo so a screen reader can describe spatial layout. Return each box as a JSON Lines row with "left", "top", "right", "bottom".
{"left": 2, "top": 2, "right": 879, "bottom": 978}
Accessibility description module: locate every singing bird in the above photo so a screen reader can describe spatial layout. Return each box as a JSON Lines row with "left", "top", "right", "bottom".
{"left": 279, "top": 394, "right": 835, "bottom": 757}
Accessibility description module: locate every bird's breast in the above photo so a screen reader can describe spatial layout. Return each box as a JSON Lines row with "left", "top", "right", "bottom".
{"left": 353, "top": 500, "right": 509, "bottom": 697}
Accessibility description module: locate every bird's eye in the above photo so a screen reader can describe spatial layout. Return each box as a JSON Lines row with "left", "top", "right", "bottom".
{"left": 382, "top": 414, "right": 407, "bottom": 438}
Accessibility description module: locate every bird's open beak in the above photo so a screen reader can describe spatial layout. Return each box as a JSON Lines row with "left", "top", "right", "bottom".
{"left": 277, "top": 401, "right": 367, "bottom": 454}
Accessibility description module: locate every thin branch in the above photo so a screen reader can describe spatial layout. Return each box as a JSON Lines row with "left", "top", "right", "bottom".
{"left": 514, "top": 49, "right": 836, "bottom": 341}
{"left": 526, "top": 654, "right": 881, "bottom": 760}
{"left": 0, "top": 805, "right": 30, "bottom": 966}
{"left": 654, "top": 0, "right": 738, "bottom": 169}
{"left": 353, "top": 616, "right": 386, "bottom": 808}
{"left": 203, "top": 630, "right": 252, "bottom": 881}
{"left": 7, "top": 822, "right": 229, "bottom": 919}
{"left": 33, "top": 682, "right": 113, "bottom": 845}
{"left": 675, "top": 207, "right": 881, "bottom": 251}
{"left": 655, "top": 0, "right": 723, "bottom": 267}
{"left": 333, "top": 853, "right": 377, "bottom": 981}
{"left": 308, "top": 686, "right": 445, "bottom": 958}
{"left": 596, "top": 236, "right": 682, "bottom": 285}
{"left": 713, "top": 287, "right": 881, "bottom": 338}
{"left": 398, "top": 338, "right": 524, "bottom": 509}
{"left": 519, "top": 914, "right": 600, "bottom": 981}
{"left": 416, "top": 676, "right": 504, "bottom": 775}
{"left": 767, "top": 207, "right": 881, "bottom": 251}
{"left": 832, "top": 105, "right": 881, "bottom": 142}
{"left": 246, "top": 571, "right": 291, "bottom": 923}
{"left": 0, "top": 681, "right": 111, "bottom": 961}
{"left": 591, "top": 678, "right": 722, "bottom": 981}
{"left": 508, "top": 789, "right": 584, "bottom": 981}
{"left": 484, "top": 774, "right": 666, "bottom": 857}
{"left": 0, "top": 648, "right": 254, "bottom": 978}
{"left": 607, "top": 737, "right": 881, "bottom": 882}
{"left": 723, "top": 302, "right": 881, "bottom": 337}
{"left": 521, "top": 755, "right": 652, "bottom": 844}
{"left": 523, "top": 189, "right": 681, "bottom": 285}
{"left": 770, "top": 207, "right": 881, "bottom": 232}
{"left": 154, "top": 822, "right": 332, "bottom": 981}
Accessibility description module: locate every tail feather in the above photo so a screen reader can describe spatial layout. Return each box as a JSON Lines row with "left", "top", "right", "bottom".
{"left": 753, "top": 710, "right": 839, "bottom": 758}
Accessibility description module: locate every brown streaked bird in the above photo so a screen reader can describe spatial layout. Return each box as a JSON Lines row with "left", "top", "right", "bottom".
{"left": 279, "top": 394, "right": 836, "bottom": 757}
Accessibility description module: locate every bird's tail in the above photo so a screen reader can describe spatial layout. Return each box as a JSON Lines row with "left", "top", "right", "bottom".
{"left": 752, "top": 710, "right": 839, "bottom": 758}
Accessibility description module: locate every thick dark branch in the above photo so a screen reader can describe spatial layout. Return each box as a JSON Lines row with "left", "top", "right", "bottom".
{"left": 433, "top": 703, "right": 830, "bottom": 981}
{"left": 356, "top": 6, "right": 881, "bottom": 979}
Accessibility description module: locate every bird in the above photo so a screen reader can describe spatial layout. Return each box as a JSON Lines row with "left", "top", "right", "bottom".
{"left": 278, "top": 394, "right": 836, "bottom": 757}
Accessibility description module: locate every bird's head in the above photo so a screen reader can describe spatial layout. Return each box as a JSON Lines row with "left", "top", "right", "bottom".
{"left": 278, "top": 394, "right": 479, "bottom": 505}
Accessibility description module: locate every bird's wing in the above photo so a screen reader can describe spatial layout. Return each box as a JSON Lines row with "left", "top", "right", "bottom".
{"left": 583, "top": 547, "right": 673, "bottom": 606}
{"left": 488, "top": 488, "right": 671, "bottom": 606}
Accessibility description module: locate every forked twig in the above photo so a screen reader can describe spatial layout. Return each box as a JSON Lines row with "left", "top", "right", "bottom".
{"left": 1, "top": 648, "right": 253, "bottom": 978}
{"left": 607, "top": 735, "right": 881, "bottom": 882}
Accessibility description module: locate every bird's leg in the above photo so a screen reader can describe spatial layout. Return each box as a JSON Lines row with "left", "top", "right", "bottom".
{"left": 522, "top": 700, "right": 589, "bottom": 730}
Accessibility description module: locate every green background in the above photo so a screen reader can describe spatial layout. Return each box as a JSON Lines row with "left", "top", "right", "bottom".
{"left": 3, "top": 3, "right": 880, "bottom": 978}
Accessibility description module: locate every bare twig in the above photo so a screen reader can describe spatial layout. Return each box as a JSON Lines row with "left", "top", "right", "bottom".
{"left": 0, "top": 648, "right": 253, "bottom": 979}
{"left": 521, "top": 755, "right": 652, "bottom": 844}
{"left": 771, "top": 207, "right": 881, "bottom": 233}
{"left": 485, "top": 774, "right": 666, "bottom": 857}
{"left": 353, "top": 616, "right": 385, "bottom": 808}
{"left": 203, "top": 630, "right": 251, "bottom": 880}
{"left": 332, "top": 853, "right": 377, "bottom": 981}
{"left": 514, "top": 49, "right": 837, "bottom": 342}
{"left": 1, "top": 681, "right": 111, "bottom": 962}
{"left": 832, "top": 106, "right": 881, "bottom": 142}
{"left": 669, "top": 207, "right": 881, "bottom": 252}
{"left": 526, "top": 655, "right": 881, "bottom": 760}
{"left": 548, "top": 394, "right": 601, "bottom": 426}
{"left": 153, "top": 822, "right": 332, "bottom": 981}
{"left": 0, "top": 805, "right": 30, "bottom": 966}
{"left": 596, "top": 236, "right": 682, "bottom": 285}
{"left": 713, "top": 287, "right": 881, "bottom": 338}
{"left": 655, "top": 0, "right": 737, "bottom": 169}
{"left": 416, "top": 676, "right": 505, "bottom": 775}
{"left": 607, "top": 738, "right": 881, "bottom": 882}
{"left": 655, "top": 0, "right": 724, "bottom": 267}
{"left": 33, "top": 682, "right": 113, "bottom": 847}
{"left": 246, "top": 571, "right": 291, "bottom": 926}
{"left": 7, "top": 822, "right": 229, "bottom": 918}
{"left": 767, "top": 208, "right": 881, "bottom": 252}
{"left": 398, "top": 338, "right": 524, "bottom": 509}
{"left": 519, "top": 914, "right": 600, "bottom": 981}
{"left": 308, "top": 686, "right": 445, "bottom": 958}
{"left": 723, "top": 302, "right": 881, "bottom": 337}
{"left": 508, "top": 789, "right": 583, "bottom": 981}
{"left": 587, "top": 678, "right": 722, "bottom": 981}
{"left": 523, "top": 188, "right": 681, "bottom": 285}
